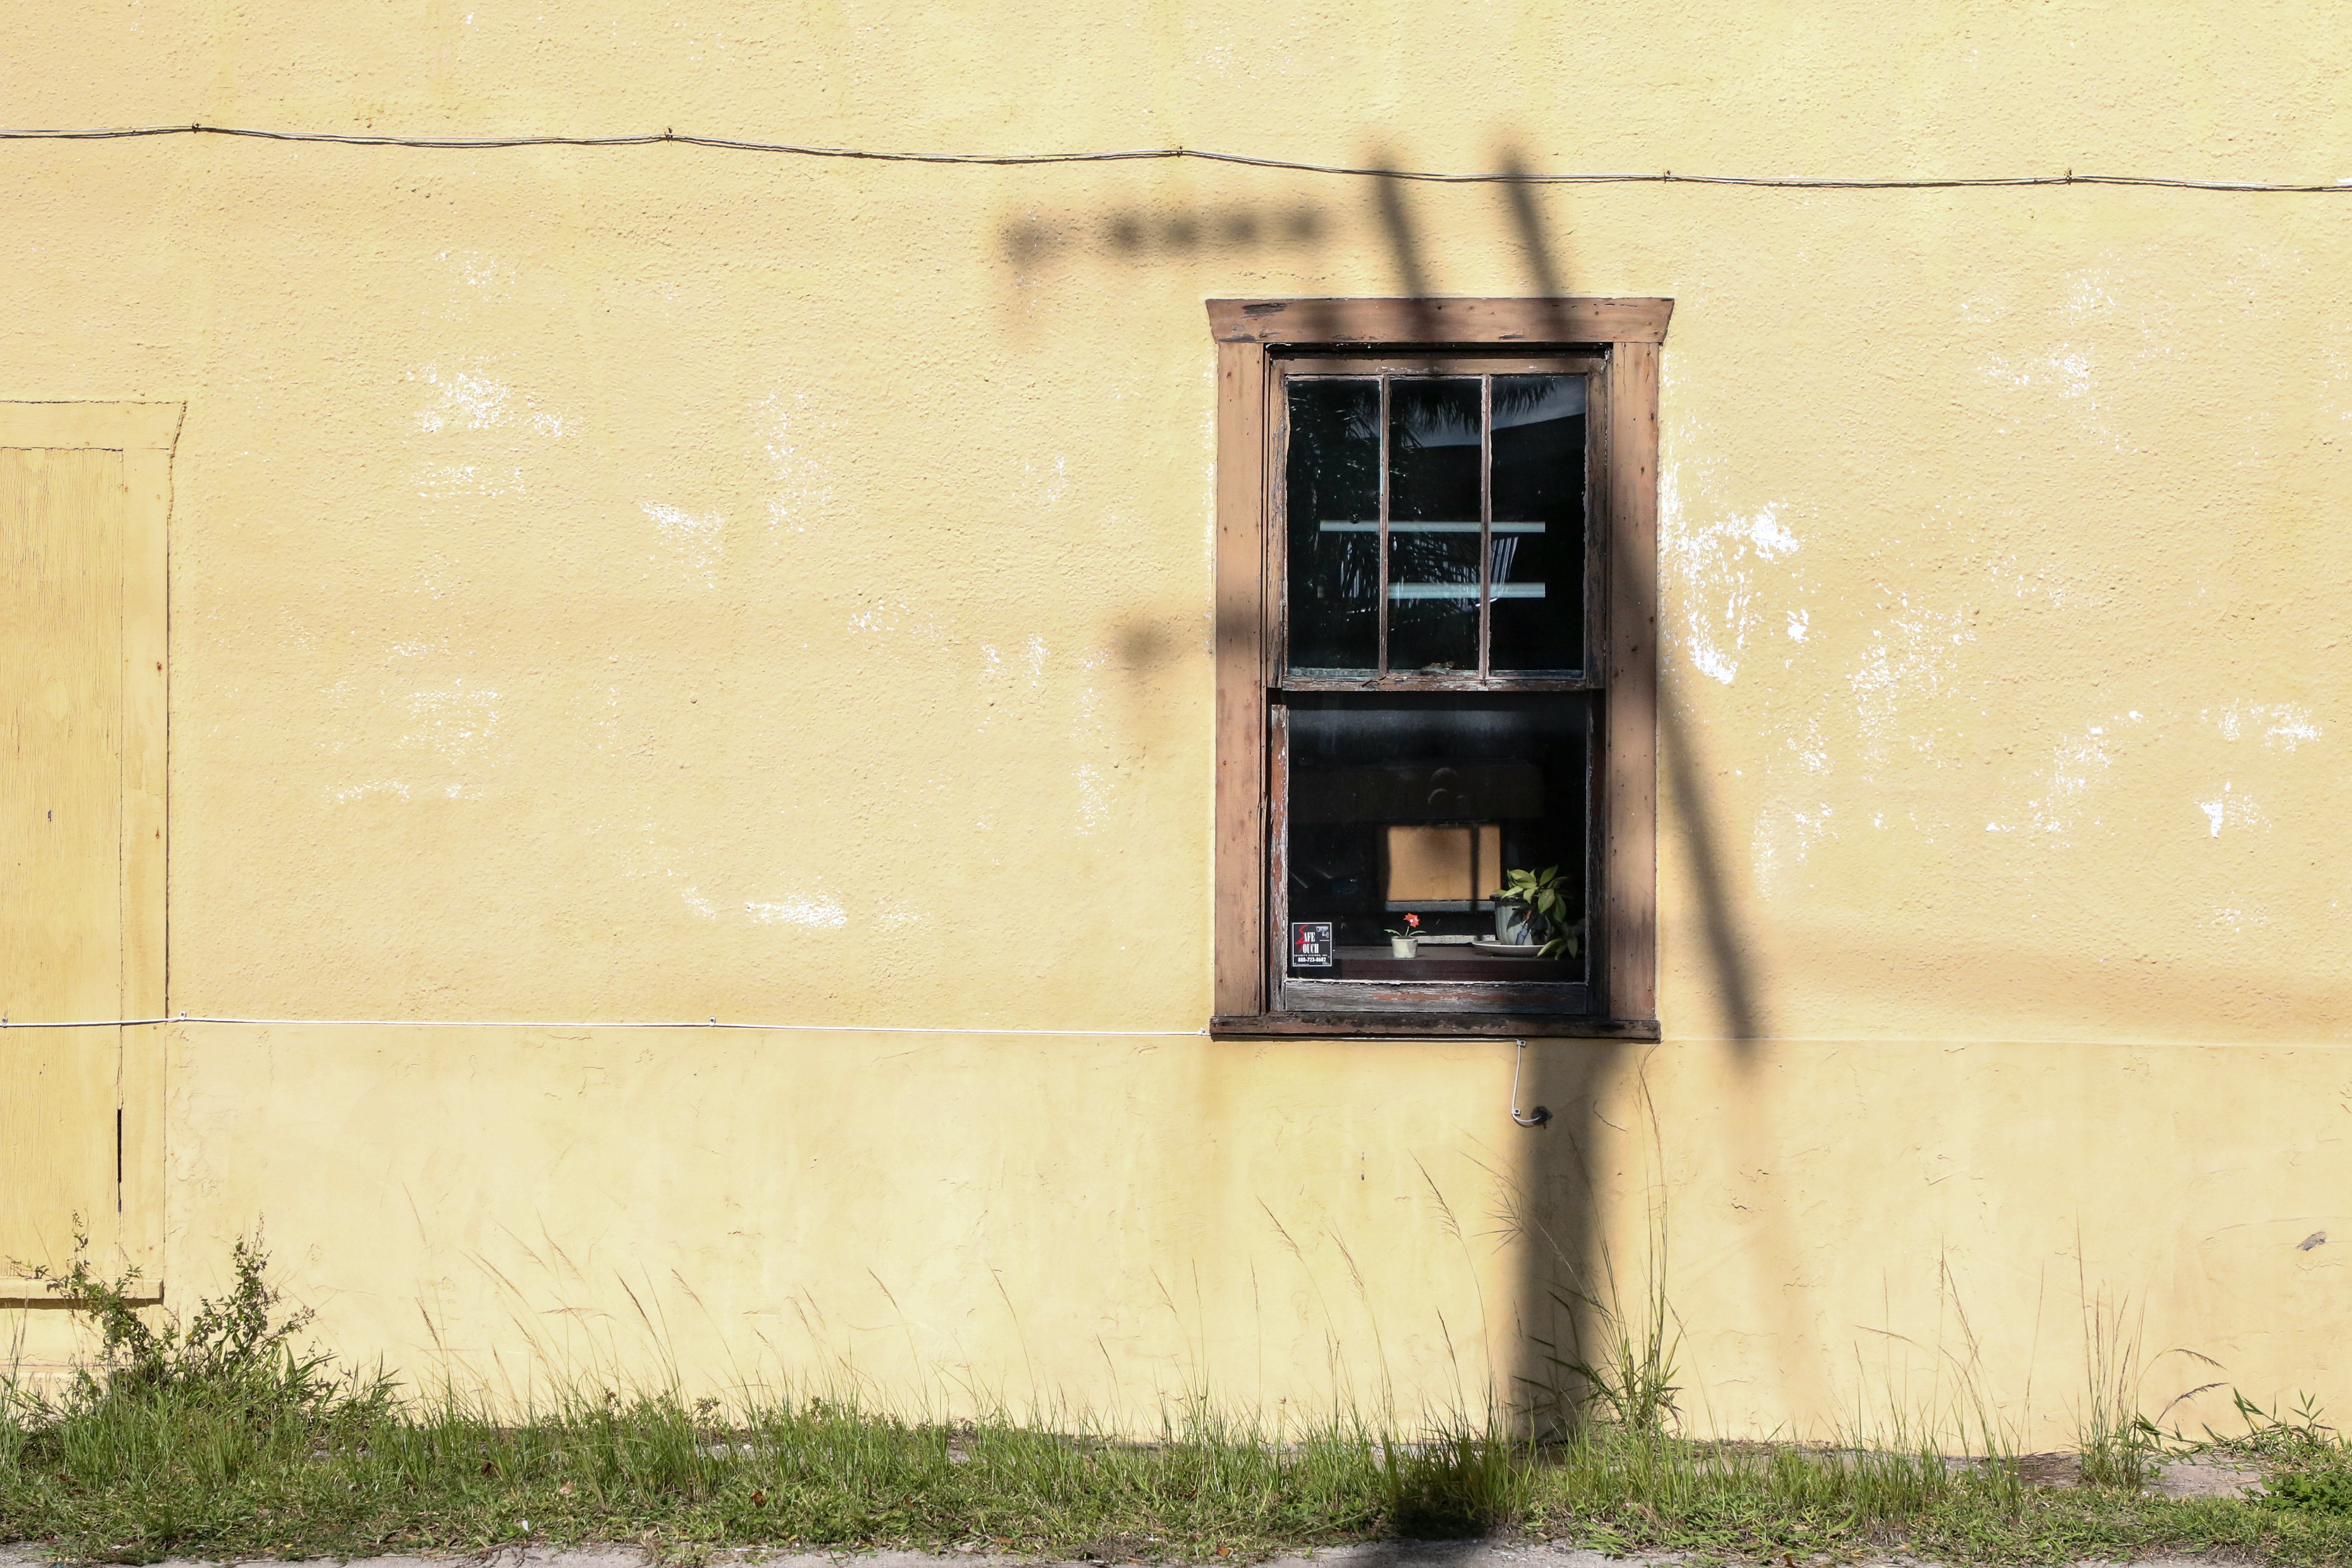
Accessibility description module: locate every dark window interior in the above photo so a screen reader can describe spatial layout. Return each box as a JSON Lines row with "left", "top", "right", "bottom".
{"left": 1285, "top": 371, "right": 1587, "bottom": 678}
{"left": 1283, "top": 693, "right": 1593, "bottom": 983}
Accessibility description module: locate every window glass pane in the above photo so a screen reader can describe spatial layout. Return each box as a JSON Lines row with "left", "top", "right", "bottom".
{"left": 1284, "top": 379, "right": 1380, "bottom": 674}
{"left": 1488, "top": 375, "right": 1587, "bottom": 672}
{"left": 1284, "top": 692, "right": 1592, "bottom": 984}
{"left": 1386, "top": 379, "right": 1482, "bottom": 674}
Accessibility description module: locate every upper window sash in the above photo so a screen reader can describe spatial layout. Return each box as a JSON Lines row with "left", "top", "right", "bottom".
{"left": 1273, "top": 354, "right": 1608, "bottom": 693}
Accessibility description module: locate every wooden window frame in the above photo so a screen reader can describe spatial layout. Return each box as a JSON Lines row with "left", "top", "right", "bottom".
{"left": 1207, "top": 299, "right": 1668, "bottom": 1040}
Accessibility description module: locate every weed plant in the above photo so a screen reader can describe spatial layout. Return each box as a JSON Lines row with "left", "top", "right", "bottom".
{"left": 9, "top": 1239, "right": 2352, "bottom": 1563}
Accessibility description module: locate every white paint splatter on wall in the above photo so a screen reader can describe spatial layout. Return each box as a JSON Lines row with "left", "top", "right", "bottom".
{"left": 1661, "top": 486, "right": 1801, "bottom": 686}
{"left": 2207, "top": 701, "right": 2322, "bottom": 752}
{"left": 746, "top": 896, "right": 850, "bottom": 929}
{"left": 416, "top": 463, "right": 523, "bottom": 497}
{"left": 437, "top": 251, "right": 513, "bottom": 290}
{"left": 848, "top": 598, "right": 942, "bottom": 639}
{"left": 1075, "top": 763, "right": 1111, "bottom": 834}
{"left": 643, "top": 502, "right": 725, "bottom": 579}
{"left": 1847, "top": 603, "right": 1974, "bottom": 757}
{"left": 400, "top": 682, "right": 503, "bottom": 766}
{"left": 762, "top": 391, "right": 838, "bottom": 533}
{"left": 409, "top": 364, "right": 569, "bottom": 438}
{"left": 2027, "top": 713, "right": 2141, "bottom": 840}
{"left": 2196, "top": 782, "right": 2264, "bottom": 838}
{"left": 326, "top": 781, "right": 413, "bottom": 804}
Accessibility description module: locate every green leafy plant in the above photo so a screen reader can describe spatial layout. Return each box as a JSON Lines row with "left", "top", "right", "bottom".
{"left": 14, "top": 1223, "right": 386, "bottom": 1423}
{"left": 1384, "top": 912, "right": 1424, "bottom": 941}
{"left": 1493, "top": 866, "right": 1581, "bottom": 958}
{"left": 2266, "top": 1469, "right": 2352, "bottom": 1513}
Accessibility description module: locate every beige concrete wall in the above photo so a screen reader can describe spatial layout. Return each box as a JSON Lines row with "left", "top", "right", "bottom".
{"left": 6, "top": 0, "right": 2352, "bottom": 1445}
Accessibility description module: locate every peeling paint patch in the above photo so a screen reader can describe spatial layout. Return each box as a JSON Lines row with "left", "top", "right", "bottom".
{"left": 2197, "top": 782, "right": 2263, "bottom": 838}
{"left": 1662, "top": 487, "right": 1801, "bottom": 685}
{"left": 438, "top": 250, "right": 514, "bottom": 290}
{"left": 1019, "top": 452, "right": 1069, "bottom": 508}
{"left": 762, "top": 391, "right": 838, "bottom": 533}
{"left": 416, "top": 462, "right": 523, "bottom": 497}
{"left": 2027, "top": 713, "right": 2141, "bottom": 839}
{"left": 849, "top": 598, "right": 943, "bottom": 640}
{"left": 1076, "top": 763, "right": 1111, "bottom": 833}
{"left": 747, "top": 895, "right": 849, "bottom": 929}
{"left": 326, "top": 781, "right": 413, "bottom": 803}
{"left": 2208, "top": 701, "right": 2322, "bottom": 752}
{"left": 645, "top": 502, "right": 725, "bottom": 578}
{"left": 410, "top": 363, "right": 569, "bottom": 437}
{"left": 1753, "top": 800, "right": 1837, "bottom": 892}
{"left": 1848, "top": 604, "right": 1973, "bottom": 754}
{"left": 400, "top": 683, "right": 502, "bottom": 766}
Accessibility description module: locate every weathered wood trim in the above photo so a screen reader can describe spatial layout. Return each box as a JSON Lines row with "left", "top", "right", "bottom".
{"left": 1207, "top": 302, "right": 1667, "bottom": 1037}
{"left": 1282, "top": 977, "right": 1594, "bottom": 1014}
{"left": 1602, "top": 344, "right": 1661, "bottom": 1022}
{"left": 1208, "top": 297, "right": 1673, "bottom": 347}
{"left": 1276, "top": 672, "right": 1603, "bottom": 694}
{"left": 1212, "top": 340, "right": 1271, "bottom": 1019}
{"left": 1211, "top": 1013, "right": 1661, "bottom": 1041}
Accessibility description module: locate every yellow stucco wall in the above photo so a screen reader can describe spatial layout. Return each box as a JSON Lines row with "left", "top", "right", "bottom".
{"left": 6, "top": 0, "right": 2352, "bottom": 1446}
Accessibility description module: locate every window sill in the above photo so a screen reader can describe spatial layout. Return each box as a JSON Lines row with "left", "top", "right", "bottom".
{"left": 1209, "top": 1012, "right": 1661, "bottom": 1041}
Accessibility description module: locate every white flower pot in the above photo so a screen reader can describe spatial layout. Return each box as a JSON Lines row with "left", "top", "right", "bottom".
{"left": 1389, "top": 937, "right": 1420, "bottom": 958}
{"left": 1495, "top": 905, "right": 1538, "bottom": 945}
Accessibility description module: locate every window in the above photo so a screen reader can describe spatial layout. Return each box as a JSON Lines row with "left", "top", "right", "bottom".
{"left": 1207, "top": 300, "right": 1668, "bottom": 1037}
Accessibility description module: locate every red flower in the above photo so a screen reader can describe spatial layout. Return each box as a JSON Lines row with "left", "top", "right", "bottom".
{"left": 1404, "top": 913, "right": 1421, "bottom": 929}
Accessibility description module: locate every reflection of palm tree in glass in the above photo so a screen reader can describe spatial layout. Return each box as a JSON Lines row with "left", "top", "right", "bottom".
{"left": 1387, "top": 379, "right": 1482, "bottom": 670}
{"left": 1286, "top": 380, "right": 1381, "bottom": 671}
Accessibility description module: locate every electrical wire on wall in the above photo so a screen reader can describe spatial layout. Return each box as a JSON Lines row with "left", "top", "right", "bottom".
{"left": 3, "top": 124, "right": 2351, "bottom": 192}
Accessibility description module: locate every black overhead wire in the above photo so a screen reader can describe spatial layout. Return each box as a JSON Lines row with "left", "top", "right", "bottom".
{"left": 2, "top": 122, "right": 2350, "bottom": 191}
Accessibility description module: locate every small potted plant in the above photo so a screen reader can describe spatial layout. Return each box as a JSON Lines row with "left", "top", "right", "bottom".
{"left": 1494, "top": 865, "right": 1580, "bottom": 957}
{"left": 1385, "top": 912, "right": 1423, "bottom": 958}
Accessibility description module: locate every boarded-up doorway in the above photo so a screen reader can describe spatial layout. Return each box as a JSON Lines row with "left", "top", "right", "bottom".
{"left": 1, "top": 402, "right": 177, "bottom": 1291}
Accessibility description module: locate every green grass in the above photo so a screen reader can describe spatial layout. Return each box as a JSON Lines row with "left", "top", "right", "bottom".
{"left": 10, "top": 1237, "right": 2352, "bottom": 1565}
{"left": 12, "top": 1390, "right": 2352, "bottom": 1566}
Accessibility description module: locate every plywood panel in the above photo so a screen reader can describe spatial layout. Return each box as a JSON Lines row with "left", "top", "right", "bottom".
{"left": 2, "top": 448, "right": 125, "bottom": 1021}
{"left": 0, "top": 1030, "right": 119, "bottom": 1279}
{"left": 0, "top": 446, "right": 129, "bottom": 1278}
